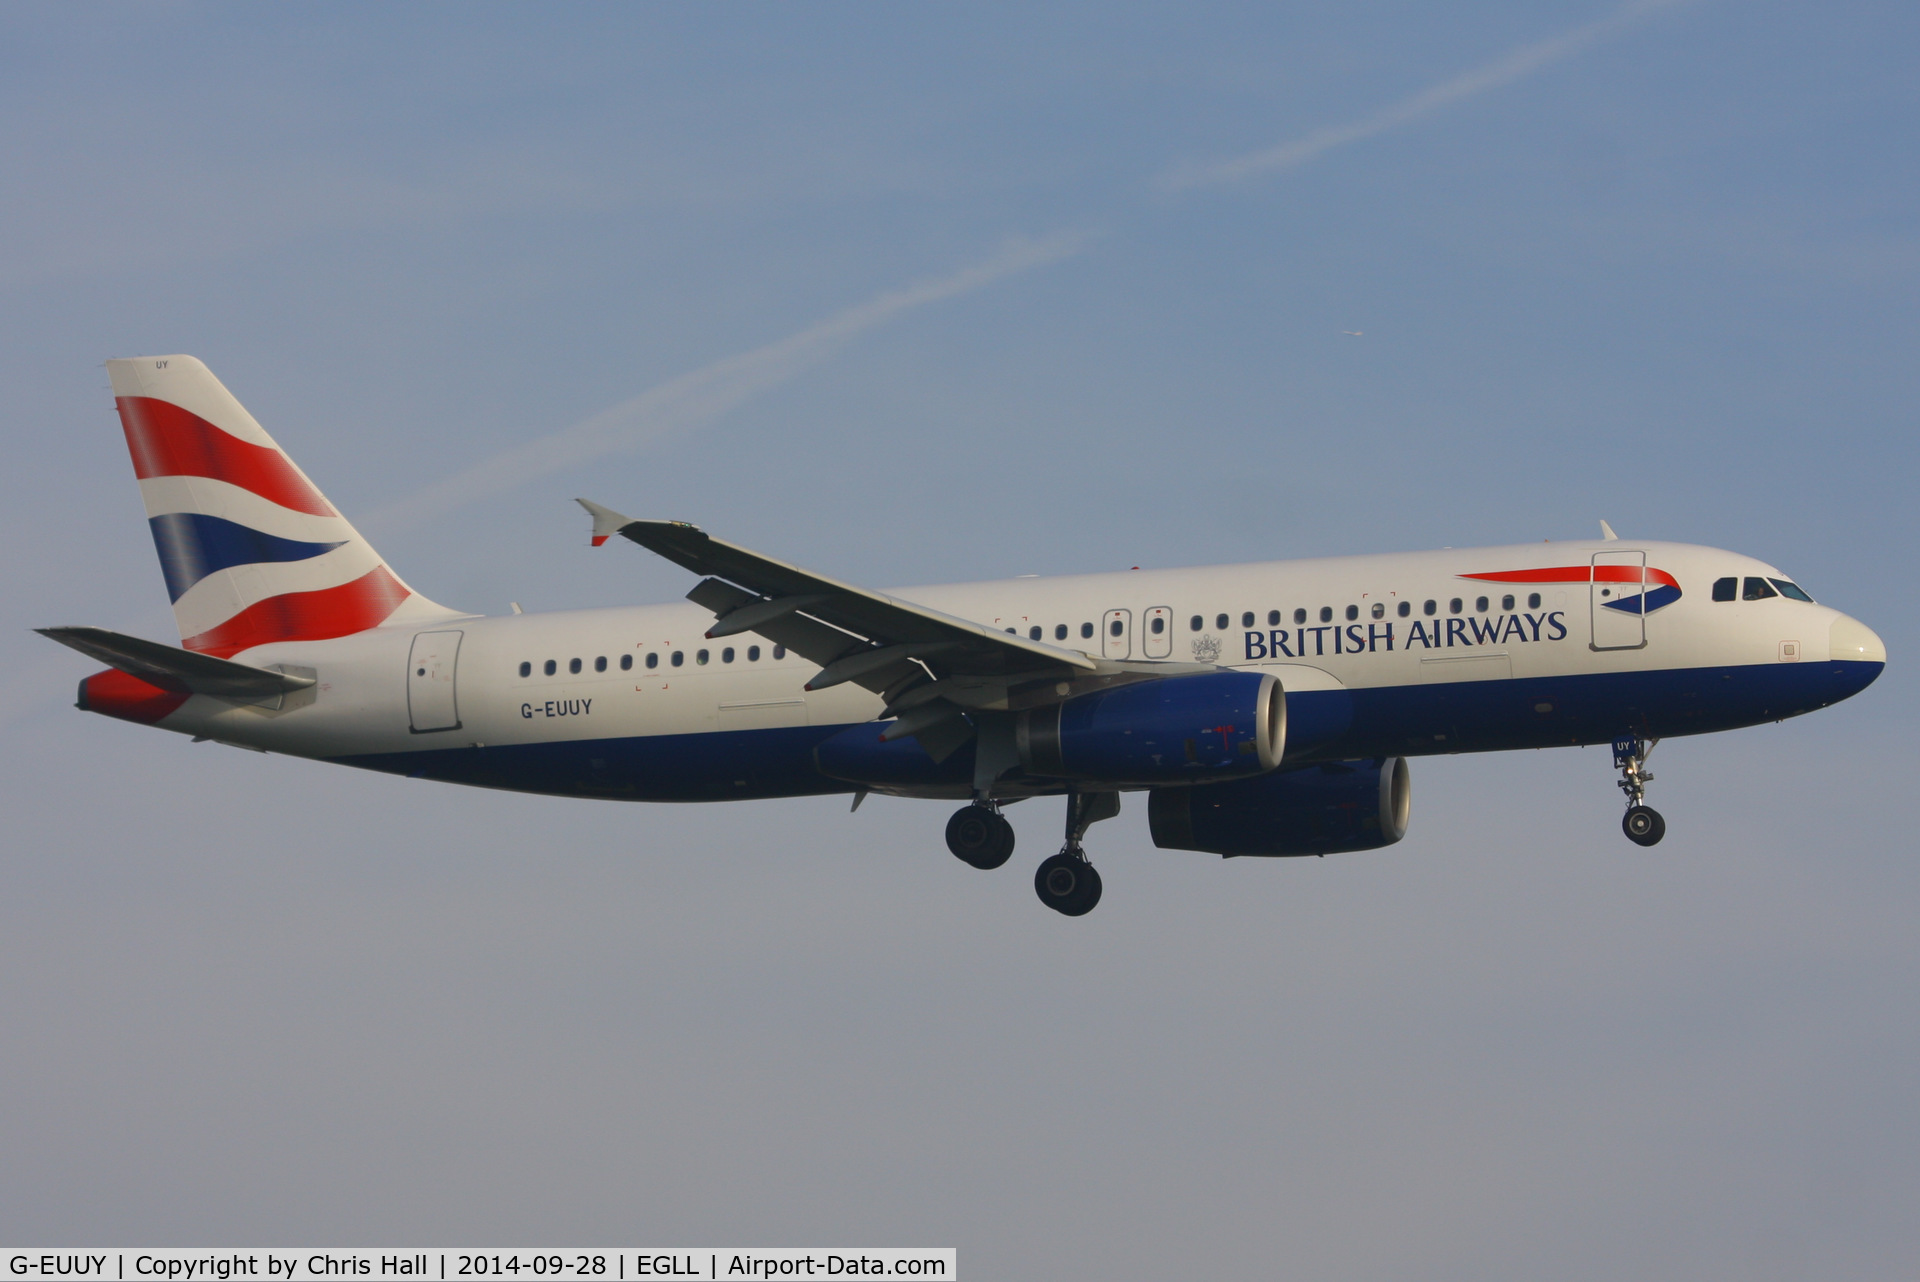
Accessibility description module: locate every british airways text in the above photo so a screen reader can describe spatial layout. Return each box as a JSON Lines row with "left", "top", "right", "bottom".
{"left": 1244, "top": 611, "right": 1569, "bottom": 660}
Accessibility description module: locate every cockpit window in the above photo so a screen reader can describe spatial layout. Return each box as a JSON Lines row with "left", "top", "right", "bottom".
{"left": 1712, "top": 577, "right": 1737, "bottom": 602}
{"left": 1742, "top": 577, "right": 1777, "bottom": 601}
{"left": 1769, "top": 578, "right": 1814, "bottom": 603}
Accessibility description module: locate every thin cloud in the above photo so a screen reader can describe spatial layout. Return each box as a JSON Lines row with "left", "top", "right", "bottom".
{"left": 361, "top": 231, "right": 1085, "bottom": 533}
{"left": 1162, "top": 0, "right": 1691, "bottom": 191}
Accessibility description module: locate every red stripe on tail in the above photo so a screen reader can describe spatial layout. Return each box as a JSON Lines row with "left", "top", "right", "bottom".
{"left": 117, "top": 397, "right": 337, "bottom": 517}
{"left": 181, "top": 565, "right": 411, "bottom": 658}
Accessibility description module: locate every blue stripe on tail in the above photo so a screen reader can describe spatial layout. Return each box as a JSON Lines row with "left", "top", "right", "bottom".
{"left": 148, "top": 512, "right": 345, "bottom": 602}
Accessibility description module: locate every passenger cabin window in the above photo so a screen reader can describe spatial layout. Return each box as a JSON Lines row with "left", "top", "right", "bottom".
{"left": 1029, "top": 626, "right": 1042, "bottom": 640}
{"left": 1528, "top": 592, "right": 1542, "bottom": 609}
{"left": 1080, "top": 623, "right": 1094, "bottom": 639}
{"left": 722, "top": 647, "right": 735, "bottom": 663}
{"left": 697, "top": 649, "right": 711, "bottom": 664}
{"left": 594, "top": 656, "right": 607, "bottom": 672}
{"left": 569, "top": 658, "right": 582, "bottom": 674}
{"left": 518, "top": 661, "right": 531, "bottom": 677}
{"left": 543, "top": 660, "right": 556, "bottom": 676}
{"left": 1449, "top": 598, "right": 1462, "bottom": 614}
{"left": 1215, "top": 613, "right": 1229, "bottom": 630}
{"left": 1397, "top": 601, "right": 1410, "bottom": 617}
{"left": 1319, "top": 606, "right": 1332, "bottom": 623}
{"left": 1372, "top": 603, "right": 1385, "bottom": 619}
{"left": 1267, "top": 609, "right": 1281, "bottom": 626}
{"left": 773, "top": 646, "right": 786, "bottom": 659}
{"left": 1241, "top": 612, "right": 1255, "bottom": 628}
{"left": 1344, "top": 605, "right": 1358, "bottom": 621}
{"left": 1189, "top": 615, "right": 1203, "bottom": 632}
{"left": 1110, "top": 619, "right": 1124, "bottom": 637}
{"left": 1712, "top": 577, "right": 1737, "bottom": 602}
{"left": 1423, "top": 600, "right": 1437, "bottom": 616}
{"left": 1743, "top": 577, "right": 1778, "bottom": 601}
{"left": 1501, "top": 594, "right": 1515, "bottom": 611}
{"left": 1056, "top": 624, "right": 1068, "bottom": 640}
{"left": 645, "top": 653, "right": 658, "bottom": 669}
{"left": 747, "top": 645, "right": 761, "bottom": 661}
{"left": 1294, "top": 608, "right": 1307, "bottom": 625}
{"left": 1771, "top": 578, "right": 1815, "bottom": 602}
{"left": 1475, "top": 597, "right": 1489, "bottom": 613}
{"left": 671, "top": 651, "right": 684, "bottom": 667}
{"left": 620, "top": 654, "right": 633, "bottom": 670}
{"left": 1150, "top": 616, "right": 1165, "bottom": 634}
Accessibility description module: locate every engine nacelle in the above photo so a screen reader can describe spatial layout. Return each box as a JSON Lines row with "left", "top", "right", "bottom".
{"left": 1148, "top": 757, "right": 1411, "bottom": 856}
{"left": 1016, "top": 671, "right": 1284, "bottom": 785}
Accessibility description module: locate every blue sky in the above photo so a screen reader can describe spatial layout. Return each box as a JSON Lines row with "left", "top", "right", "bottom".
{"left": 3, "top": 3, "right": 1916, "bottom": 1274}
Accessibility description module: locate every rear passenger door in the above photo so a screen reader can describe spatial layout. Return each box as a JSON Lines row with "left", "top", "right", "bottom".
{"left": 407, "top": 630, "right": 464, "bottom": 732}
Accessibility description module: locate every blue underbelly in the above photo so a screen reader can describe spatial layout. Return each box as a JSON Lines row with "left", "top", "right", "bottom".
{"left": 329, "top": 660, "right": 1882, "bottom": 800}
{"left": 1311, "top": 657, "right": 1882, "bottom": 760}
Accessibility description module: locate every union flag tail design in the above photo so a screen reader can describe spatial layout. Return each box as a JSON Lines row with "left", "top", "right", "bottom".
{"left": 108, "top": 355, "right": 458, "bottom": 658}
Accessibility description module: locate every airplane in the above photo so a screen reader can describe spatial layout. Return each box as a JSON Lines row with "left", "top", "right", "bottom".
{"left": 40, "top": 356, "right": 1886, "bottom": 917}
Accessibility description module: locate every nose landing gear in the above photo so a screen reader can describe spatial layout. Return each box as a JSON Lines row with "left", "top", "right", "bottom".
{"left": 1613, "top": 735, "right": 1666, "bottom": 847}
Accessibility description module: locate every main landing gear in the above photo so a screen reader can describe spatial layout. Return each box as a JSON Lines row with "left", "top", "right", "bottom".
{"left": 946, "top": 802, "right": 1015, "bottom": 870}
{"left": 1033, "top": 791, "right": 1119, "bottom": 918}
{"left": 1613, "top": 735, "right": 1666, "bottom": 847}
{"left": 943, "top": 791, "right": 1119, "bottom": 916}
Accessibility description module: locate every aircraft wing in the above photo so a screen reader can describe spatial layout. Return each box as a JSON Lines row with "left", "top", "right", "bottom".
{"left": 579, "top": 500, "right": 1133, "bottom": 762}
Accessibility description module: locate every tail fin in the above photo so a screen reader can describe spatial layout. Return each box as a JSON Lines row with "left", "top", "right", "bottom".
{"left": 108, "top": 355, "right": 458, "bottom": 658}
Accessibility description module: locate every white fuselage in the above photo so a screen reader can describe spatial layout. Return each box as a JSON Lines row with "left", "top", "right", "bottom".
{"left": 128, "top": 538, "right": 1882, "bottom": 804}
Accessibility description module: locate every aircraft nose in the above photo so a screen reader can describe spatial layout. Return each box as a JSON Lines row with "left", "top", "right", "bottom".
{"left": 1829, "top": 614, "right": 1886, "bottom": 665}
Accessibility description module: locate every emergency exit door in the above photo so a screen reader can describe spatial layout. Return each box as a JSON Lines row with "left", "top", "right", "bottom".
{"left": 408, "top": 630, "right": 464, "bottom": 732}
{"left": 1143, "top": 606, "right": 1173, "bottom": 658}
{"left": 1102, "top": 609, "right": 1132, "bottom": 659}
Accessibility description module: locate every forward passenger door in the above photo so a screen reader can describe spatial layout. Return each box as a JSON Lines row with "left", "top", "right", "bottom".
{"left": 1591, "top": 551, "right": 1648, "bottom": 651}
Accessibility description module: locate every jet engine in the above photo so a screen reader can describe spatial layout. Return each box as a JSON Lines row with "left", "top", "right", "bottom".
{"left": 1148, "top": 757, "right": 1411, "bottom": 856}
{"left": 1016, "top": 670, "right": 1284, "bottom": 785}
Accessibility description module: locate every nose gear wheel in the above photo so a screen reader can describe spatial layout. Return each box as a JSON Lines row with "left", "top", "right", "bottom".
{"left": 1623, "top": 805, "right": 1665, "bottom": 846}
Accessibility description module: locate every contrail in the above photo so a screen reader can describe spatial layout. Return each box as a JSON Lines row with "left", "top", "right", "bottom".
{"left": 362, "top": 3, "right": 1690, "bottom": 530}
{"left": 1162, "top": 0, "right": 1690, "bottom": 191}
{"left": 361, "top": 231, "right": 1085, "bottom": 533}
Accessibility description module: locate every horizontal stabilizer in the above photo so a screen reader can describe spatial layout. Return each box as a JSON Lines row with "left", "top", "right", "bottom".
{"left": 36, "top": 625, "right": 317, "bottom": 700}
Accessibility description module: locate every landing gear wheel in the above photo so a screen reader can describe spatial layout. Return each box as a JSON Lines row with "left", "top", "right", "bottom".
{"left": 1034, "top": 851, "right": 1103, "bottom": 916}
{"left": 1622, "top": 805, "right": 1666, "bottom": 847}
{"left": 946, "top": 805, "right": 1014, "bottom": 870}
